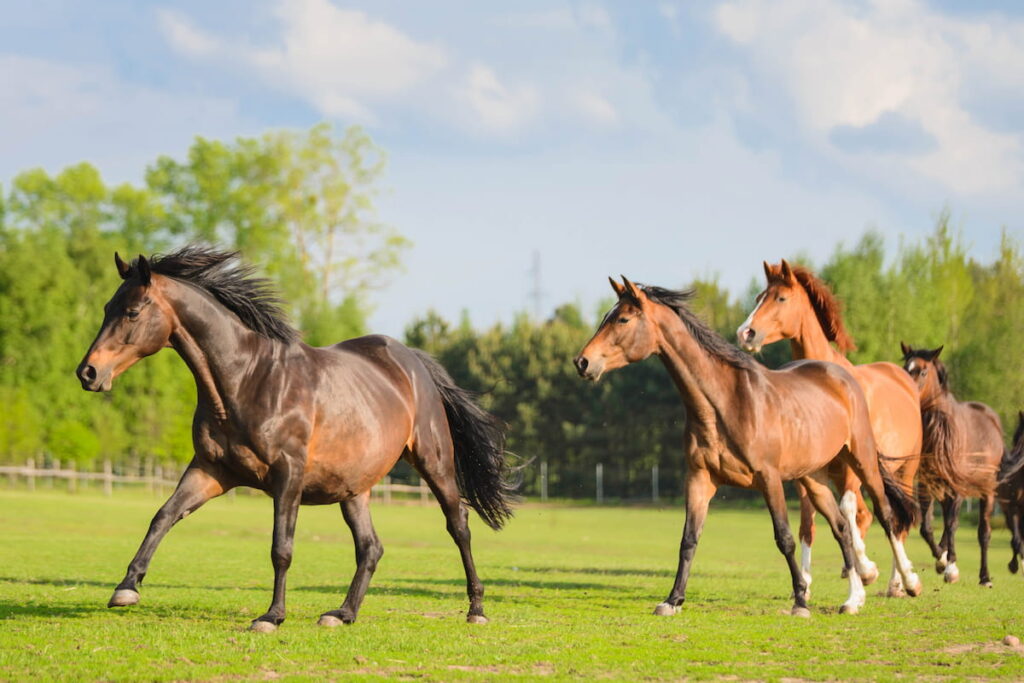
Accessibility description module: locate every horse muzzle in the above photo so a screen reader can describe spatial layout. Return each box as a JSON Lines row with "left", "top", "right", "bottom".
{"left": 736, "top": 325, "right": 763, "bottom": 353}
{"left": 76, "top": 362, "right": 113, "bottom": 392}
{"left": 573, "top": 354, "right": 604, "bottom": 381}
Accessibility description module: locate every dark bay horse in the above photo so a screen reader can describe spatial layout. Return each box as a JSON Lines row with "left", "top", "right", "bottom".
{"left": 76, "top": 246, "right": 515, "bottom": 631}
{"left": 736, "top": 260, "right": 922, "bottom": 597}
{"left": 999, "top": 412, "right": 1024, "bottom": 576}
{"left": 901, "top": 344, "right": 1002, "bottom": 586}
{"left": 574, "top": 277, "right": 920, "bottom": 617}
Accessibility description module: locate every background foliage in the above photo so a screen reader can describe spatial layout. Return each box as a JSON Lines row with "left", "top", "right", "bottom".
{"left": 1, "top": 126, "right": 1022, "bottom": 500}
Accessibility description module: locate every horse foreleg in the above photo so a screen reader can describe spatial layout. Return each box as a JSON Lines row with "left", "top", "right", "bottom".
{"left": 250, "top": 462, "right": 304, "bottom": 633}
{"left": 796, "top": 482, "right": 815, "bottom": 598}
{"left": 1009, "top": 506, "right": 1023, "bottom": 574}
{"left": 655, "top": 467, "right": 716, "bottom": 616}
{"left": 318, "top": 492, "right": 383, "bottom": 627}
{"left": 978, "top": 494, "right": 994, "bottom": 587}
{"left": 939, "top": 496, "right": 963, "bottom": 583}
{"left": 801, "top": 474, "right": 864, "bottom": 614}
{"left": 109, "top": 462, "right": 227, "bottom": 608}
{"left": 756, "top": 471, "right": 809, "bottom": 617}
{"left": 918, "top": 491, "right": 944, "bottom": 566}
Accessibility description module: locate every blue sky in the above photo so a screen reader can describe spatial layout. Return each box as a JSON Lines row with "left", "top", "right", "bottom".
{"left": 2, "top": 0, "right": 1022, "bottom": 335}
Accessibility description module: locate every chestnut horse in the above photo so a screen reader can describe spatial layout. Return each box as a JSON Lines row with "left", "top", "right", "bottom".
{"left": 999, "top": 412, "right": 1024, "bottom": 576}
{"left": 574, "top": 277, "right": 920, "bottom": 617}
{"left": 901, "top": 344, "right": 1002, "bottom": 586}
{"left": 76, "top": 246, "right": 515, "bottom": 631}
{"left": 736, "top": 260, "right": 922, "bottom": 598}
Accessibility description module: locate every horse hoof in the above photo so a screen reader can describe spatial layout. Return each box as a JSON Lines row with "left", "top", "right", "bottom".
{"left": 107, "top": 589, "right": 140, "bottom": 608}
{"left": 887, "top": 583, "right": 906, "bottom": 598}
{"left": 790, "top": 606, "right": 811, "bottom": 618}
{"left": 943, "top": 565, "right": 960, "bottom": 584}
{"left": 653, "top": 603, "right": 678, "bottom": 616}
{"left": 467, "top": 614, "right": 489, "bottom": 625}
{"left": 839, "top": 603, "right": 859, "bottom": 615}
{"left": 249, "top": 620, "right": 278, "bottom": 633}
{"left": 980, "top": 580, "right": 993, "bottom": 589}
{"left": 860, "top": 564, "right": 880, "bottom": 586}
{"left": 904, "top": 575, "right": 923, "bottom": 597}
{"left": 935, "top": 552, "right": 948, "bottom": 573}
{"left": 318, "top": 614, "right": 345, "bottom": 627}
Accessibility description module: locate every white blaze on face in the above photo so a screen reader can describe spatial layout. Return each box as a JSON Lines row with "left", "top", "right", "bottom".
{"left": 737, "top": 295, "right": 766, "bottom": 350}
{"left": 840, "top": 490, "right": 877, "bottom": 579}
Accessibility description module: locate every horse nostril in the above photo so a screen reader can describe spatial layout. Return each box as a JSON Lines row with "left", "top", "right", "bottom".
{"left": 742, "top": 328, "right": 755, "bottom": 343}
{"left": 80, "top": 364, "right": 97, "bottom": 382}
{"left": 574, "top": 356, "right": 589, "bottom": 373}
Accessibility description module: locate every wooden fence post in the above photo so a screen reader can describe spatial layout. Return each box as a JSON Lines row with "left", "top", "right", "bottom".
{"left": 596, "top": 463, "right": 604, "bottom": 504}
{"left": 652, "top": 464, "right": 659, "bottom": 503}
{"left": 384, "top": 476, "right": 392, "bottom": 504}
{"left": 103, "top": 459, "right": 113, "bottom": 496}
{"left": 68, "top": 461, "right": 77, "bottom": 494}
{"left": 540, "top": 460, "right": 548, "bottom": 502}
{"left": 26, "top": 457, "right": 35, "bottom": 492}
{"left": 419, "top": 477, "right": 429, "bottom": 504}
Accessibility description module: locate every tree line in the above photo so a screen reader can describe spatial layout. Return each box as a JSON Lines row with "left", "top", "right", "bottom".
{"left": 1, "top": 124, "right": 1022, "bottom": 500}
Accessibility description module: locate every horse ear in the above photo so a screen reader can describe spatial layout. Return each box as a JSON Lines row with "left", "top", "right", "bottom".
{"left": 136, "top": 254, "right": 152, "bottom": 286}
{"left": 608, "top": 276, "right": 625, "bottom": 296}
{"left": 620, "top": 275, "right": 642, "bottom": 301}
{"left": 929, "top": 345, "right": 944, "bottom": 360}
{"left": 780, "top": 259, "right": 796, "bottom": 284}
{"left": 900, "top": 341, "right": 911, "bottom": 357}
{"left": 763, "top": 261, "right": 773, "bottom": 281}
{"left": 114, "top": 252, "right": 131, "bottom": 280}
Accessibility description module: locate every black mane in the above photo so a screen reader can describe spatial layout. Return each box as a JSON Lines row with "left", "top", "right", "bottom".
{"left": 134, "top": 245, "right": 299, "bottom": 344}
{"left": 641, "top": 285, "right": 756, "bottom": 370}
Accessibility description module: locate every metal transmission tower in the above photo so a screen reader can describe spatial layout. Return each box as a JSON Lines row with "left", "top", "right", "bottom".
{"left": 527, "top": 250, "right": 545, "bottom": 320}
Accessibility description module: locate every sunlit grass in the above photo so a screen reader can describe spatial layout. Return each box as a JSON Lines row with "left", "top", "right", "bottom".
{"left": 1, "top": 489, "right": 1022, "bottom": 681}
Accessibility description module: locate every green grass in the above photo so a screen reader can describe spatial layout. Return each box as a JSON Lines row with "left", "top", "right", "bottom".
{"left": 1, "top": 490, "right": 1022, "bottom": 681}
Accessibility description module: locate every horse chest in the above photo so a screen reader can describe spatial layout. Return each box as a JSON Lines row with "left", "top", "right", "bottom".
{"left": 194, "top": 420, "right": 273, "bottom": 483}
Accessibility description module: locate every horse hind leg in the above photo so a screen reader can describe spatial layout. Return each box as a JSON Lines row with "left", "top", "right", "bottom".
{"left": 409, "top": 442, "right": 488, "bottom": 623}
{"left": 835, "top": 466, "right": 878, "bottom": 586}
{"left": 939, "top": 496, "right": 963, "bottom": 583}
{"left": 318, "top": 491, "right": 383, "bottom": 627}
{"left": 801, "top": 474, "right": 864, "bottom": 614}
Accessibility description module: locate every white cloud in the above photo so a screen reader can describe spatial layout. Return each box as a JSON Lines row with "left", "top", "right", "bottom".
{"left": 714, "top": 0, "right": 1024, "bottom": 197}
{"left": 456, "top": 64, "right": 541, "bottom": 135}
{"left": 159, "top": 0, "right": 447, "bottom": 122}
{"left": 569, "top": 90, "right": 619, "bottom": 126}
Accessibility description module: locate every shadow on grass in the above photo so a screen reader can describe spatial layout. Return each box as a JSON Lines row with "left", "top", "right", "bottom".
{"left": 515, "top": 565, "right": 674, "bottom": 578}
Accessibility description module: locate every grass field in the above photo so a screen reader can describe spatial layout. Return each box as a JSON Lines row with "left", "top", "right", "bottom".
{"left": 1, "top": 489, "right": 1022, "bottom": 681}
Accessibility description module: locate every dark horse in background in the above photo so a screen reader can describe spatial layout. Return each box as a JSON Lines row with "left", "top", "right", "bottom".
{"left": 574, "top": 277, "right": 920, "bottom": 617}
{"left": 999, "top": 412, "right": 1024, "bottom": 576}
{"left": 77, "top": 246, "right": 515, "bottom": 631}
{"left": 901, "top": 344, "right": 1002, "bottom": 587}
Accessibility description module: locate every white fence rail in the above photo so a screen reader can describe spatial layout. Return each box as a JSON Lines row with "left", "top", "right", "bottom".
{"left": 0, "top": 459, "right": 434, "bottom": 502}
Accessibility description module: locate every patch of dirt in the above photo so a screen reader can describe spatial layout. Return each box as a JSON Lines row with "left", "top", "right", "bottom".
{"left": 940, "top": 640, "right": 1024, "bottom": 656}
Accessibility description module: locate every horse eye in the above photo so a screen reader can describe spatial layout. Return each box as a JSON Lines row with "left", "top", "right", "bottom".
{"left": 126, "top": 310, "right": 140, "bottom": 320}
{"left": 777, "top": 296, "right": 787, "bottom": 302}
{"left": 618, "top": 317, "right": 630, "bottom": 324}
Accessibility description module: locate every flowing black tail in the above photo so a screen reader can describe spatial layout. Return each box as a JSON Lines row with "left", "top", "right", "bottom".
{"left": 412, "top": 349, "right": 518, "bottom": 530}
{"left": 879, "top": 456, "right": 918, "bottom": 537}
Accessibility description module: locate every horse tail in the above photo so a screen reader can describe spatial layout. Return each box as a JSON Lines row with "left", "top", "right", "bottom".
{"left": 411, "top": 349, "right": 518, "bottom": 531}
{"left": 920, "top": 405, "right": 976, "bottom": 498}
{"left": 878, "top": 455, "right": 918, "bottom": 537}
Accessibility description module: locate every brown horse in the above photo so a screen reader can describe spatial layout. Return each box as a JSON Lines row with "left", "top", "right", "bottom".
{"left": 900, "top": 344, "right": 1002, "bottom": 586}
{"left": 574, "top": 277, "right": 921, "bottom": 617}
{"left": 76, "top": 246, "right": 515, "bottom": 631}
{"left": 999, "top": 412, "right": 1024, "bottom": 575}
{"left": 736, "top": 260, "right": 922, "bottom": 597}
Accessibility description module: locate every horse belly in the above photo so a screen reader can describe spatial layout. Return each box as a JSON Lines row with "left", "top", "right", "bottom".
{"left": 300, "top": 420, "right": 410, "bottom": 504}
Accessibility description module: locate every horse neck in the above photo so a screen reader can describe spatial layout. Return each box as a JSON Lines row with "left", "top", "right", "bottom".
{"left": 920, "top": 381, "right": 953, "bottom": 414}
{"left": 162, "top": 278, "right": 282, "bottom": 421}
{"left": 788, "top": 299, "right": 850, "bottom": 367}
{"left": 652, "top": 306, "right": 748, "bottom": 425}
